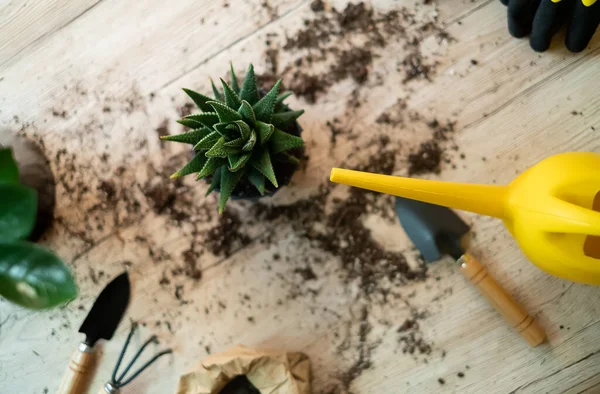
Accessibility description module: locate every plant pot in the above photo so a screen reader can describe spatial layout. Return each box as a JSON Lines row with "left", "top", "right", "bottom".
{"left": 0, "top": 130, "right": 56, "bottom": 241}
{"left": 203, "top": 120, "right": 305, "bottom": 202}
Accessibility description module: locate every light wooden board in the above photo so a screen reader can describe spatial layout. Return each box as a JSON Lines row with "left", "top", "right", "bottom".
{"left": 1, "top": 0, "right": 599, "bottom": 393}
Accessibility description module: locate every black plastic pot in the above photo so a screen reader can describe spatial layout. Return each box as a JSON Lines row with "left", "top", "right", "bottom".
{"left": 0, "top": 131, "right": 56, "bottom": 241}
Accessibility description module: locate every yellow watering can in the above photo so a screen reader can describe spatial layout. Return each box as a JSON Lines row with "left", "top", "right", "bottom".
{"left": 330, "top": 152, "right": 600, "bottom": 285}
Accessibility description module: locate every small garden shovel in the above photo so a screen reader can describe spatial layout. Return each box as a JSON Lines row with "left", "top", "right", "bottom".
{"left": 394, "top": 197, "right": 546, "bottom": 347}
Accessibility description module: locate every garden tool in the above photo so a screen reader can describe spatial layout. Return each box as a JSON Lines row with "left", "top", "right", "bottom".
{"left": 99, "top": 322, "right": 172, "bottom": 394}
{"left": 395, "top": 197, "right": 546, "bottom": 347}
{"left": 330, "top": 152, "right": 600, "bottom": 285}
{"left": 57, "top": 272, "right": 131, "bottom": 394}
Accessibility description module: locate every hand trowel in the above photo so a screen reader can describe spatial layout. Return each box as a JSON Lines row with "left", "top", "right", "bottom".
{"left": 57, "top": 272, "right": 131, "bottom": 394}
{"left": 395, "top": 197, "right": 546, "bottom": 347}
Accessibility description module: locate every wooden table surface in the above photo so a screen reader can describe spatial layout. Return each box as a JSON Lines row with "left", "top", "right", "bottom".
{"left": 1, "top": 0, "right": 599, "bottom": 393}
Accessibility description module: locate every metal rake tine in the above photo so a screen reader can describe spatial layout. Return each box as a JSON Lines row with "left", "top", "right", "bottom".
{"left": 116, "top": 335, "right": 158, "bottom": 383}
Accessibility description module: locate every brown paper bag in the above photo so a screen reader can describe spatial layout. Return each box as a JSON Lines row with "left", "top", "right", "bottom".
{"left": 176, "top": 345, "right": 311, "bottom": 394}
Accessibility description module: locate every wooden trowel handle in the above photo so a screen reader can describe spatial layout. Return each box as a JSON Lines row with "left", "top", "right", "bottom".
{"left": 459, "top": 253, "right": 546, "bottom": 347}
{"left": 57, "top": 343, "right": 95, "bottom": 394}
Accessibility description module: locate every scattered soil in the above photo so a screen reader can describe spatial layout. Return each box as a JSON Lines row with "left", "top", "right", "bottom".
{"left": 408, "top": 140, "right": 443, "bottom": 176}
{"left": 204, "top": 210, "right": 251, "bottom": 258}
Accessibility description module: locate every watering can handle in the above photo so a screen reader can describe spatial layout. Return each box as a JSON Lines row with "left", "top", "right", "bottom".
{"left": 459, "top": 254, "right": 546, "bottom": 347}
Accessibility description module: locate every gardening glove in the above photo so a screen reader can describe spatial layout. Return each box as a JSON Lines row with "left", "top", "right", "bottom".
{"left": 499, "top": 0, "right": 600, "bottom": 52}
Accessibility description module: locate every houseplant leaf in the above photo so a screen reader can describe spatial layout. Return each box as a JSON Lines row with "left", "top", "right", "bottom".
{"left": 0, "top": 241, "right": 77, "bottom": 309}
{"left": 218, "top": 169, "right": 244, "bottom": 214}
{"left": 269, "top": 129, "right": 304, "bottom": 155}
{"left": 182, "top": 88, "right": 214, "bottom": 112}
{"left": 252, "top": 79, "right": 281, "bottom": 122}
{"left": 0, "top": 184, "right": 37, "bottom": 242}
{"left": 0, "top": 148, "right": 19, "bottom": 185}
{"left": 239, "top": 64, "right": 260, "bottom": 104}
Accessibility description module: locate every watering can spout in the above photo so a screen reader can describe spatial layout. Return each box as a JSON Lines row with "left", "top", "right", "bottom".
{"left": 330, "top": 168, "right": 509, "bottom": 219}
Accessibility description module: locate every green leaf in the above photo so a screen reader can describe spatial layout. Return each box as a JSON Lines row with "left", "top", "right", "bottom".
{"left": 218, "top": 168, "right": 244, "bottom": 214}
{"left": 232, "top": 120, "right": 251, "bottom": 140}
{"left": 0, "top": 241, "right": 77, "bottom": 309}
{"left": 275, "top": 91, "right": 293, "bottom": 107}
{"left": 224, "top": 137, "right": 245, "bottom": 148}
{"left": 281, "top": 152, "right": 300, "bottom": 165}
{"left": 193, "top": 131, "right": 221, "bottom": 151}
{"left": 208, "top": 101, "right": 243, "bottom": 123}
{"left": 239, "top": 101, "right": 256, "bottom": 125}
{"left": 177, "top": 118, "right": 203, "bottom": 129}
{"left": 211, "top": 79, "right": 223, "bottom": 101}
{"left": 206, "top": 167, "right": 222, "bottom": 196}
{"left": 206, "top": 137, "right": 240, "bottom": 158}
{"left": 230, "top": 63, "right": 240, "bottom": 94}
{"left": 0, "top": 184, "right": 37, "bottom": 242}
{"left": 183, "top": 113, "right": 220, "bottom": 128}
{"left": 251, "top": 148, "right": 278, "bottom": 187}
{"left": 0, "top": 148, "right": 19, "bottom": 185}
{"left": 228, "top": 152, "right": 252, "bottom": 172}
{"left": 253, "top": 80, "right": 281, "bottom": 122}
{"left": 170, "top": 154, "right": 208, "bottom": 178}
{"left": 242, "top": 130, "right": 257, "bottom": 152}
{"left": 197, "top": 157, "right": 227, "bottom": 179}
{"left": 161, "top": 128, "right": 211, "bottom": 145}
{"left": 220, "top": 78, "right": 242, "bottom": 110}
{"left": 239, "top": 64, "right": 260, "bottom": 105}
{"left": 270, "top": 110, "right": 304, "bottom": 128}
{"left": 248, "top": 169, "right": 265, "bottom": 195}
{"left": 255, "top": 121, "right": 275, "bottom": 144}
{"left": 213, "top": 123, "right": 241, "bottom": 140}
{"left": 269, "top": 129, "right": 304, "bottom": 155}
{"left": 182, "top": 88, "right": 214, "bottom": 112}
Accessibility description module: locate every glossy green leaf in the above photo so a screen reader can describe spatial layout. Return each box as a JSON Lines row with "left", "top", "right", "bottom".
{"left": 220, "top": 78, "right": 242, "bottom": 110}
{"left": 255, "top": 121, "right": 275, "bottom": 144}
{"left": 270, "top": 110, "right": 304, "bottom": 129}
{"left": 161, "top": 128, "right": 211, "bottom": 145}
{"left": 230, "top": 63, "right": 240, "bottom": 93}
{"left": 269, "top": 129, "right": 304, "bottom": 155}
{"left": 170, "top": 154, "right": 208, "bottom": 178}
{"left": 251, "top": 148, "right": 278, "bottom": 187}
{"left": 211, "top": 79, "right": 223, "bottom": 101}
{"left": 206, "top": 167, "right": 222, "bottom": 196}
{"left": 238, "top": 101, "right": 256, "bottom": 125}
{"left": 253, "top": 79, "right": 281, "bottom": 122}
{"left": 197, "top": 158, "right": 227, "bottom": 179}
{"left": 0, "top": 184, "right": 37, "bottom": 242}
{"left": 0, "top": 241, "right": 77, "bottom": 309}
{"left": 239, "top": 64, "right": 260, "bottom": 105}
{"left": 218, "top": 168, "right": 244, "bottom": 214}
{"left": 228, "top": 152, "right": 252, "bottom": 172}
{"left": 208, "top": 101, "right": 243, "bottom": 123}
{"left": 0, "top": 148, "right": 19, "bottom": 185}
{"left": 248, "top": 169, "right": 265, "bottom": 195}
{"left": 182, "top": 88, "right": 214, "bottom": 112}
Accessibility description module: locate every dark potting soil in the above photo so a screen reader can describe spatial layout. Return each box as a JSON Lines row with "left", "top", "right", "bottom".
{"left": 219, "top": 375, "right": 260, "bottom": 394}
{"left": 204, "top": 210, "right": 251, "bottom": 258}
{"left": 407, "top": 140, "right": 442, "bottom": 176}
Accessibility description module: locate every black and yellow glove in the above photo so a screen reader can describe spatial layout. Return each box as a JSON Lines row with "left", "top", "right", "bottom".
{"left": 500, "top": 0, "right": 599, "bottom": 52}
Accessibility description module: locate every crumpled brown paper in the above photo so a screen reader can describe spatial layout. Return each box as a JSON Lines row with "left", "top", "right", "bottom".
{"left": 176, "top": 345, "right": 311, "bottom": 394}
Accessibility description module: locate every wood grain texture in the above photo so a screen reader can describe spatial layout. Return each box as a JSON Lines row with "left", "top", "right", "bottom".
{"left": 0, "top": 0, "right": 599, "bottom": 393}
{"left": 56, "top": 344, "right": 95, "bottom": 394}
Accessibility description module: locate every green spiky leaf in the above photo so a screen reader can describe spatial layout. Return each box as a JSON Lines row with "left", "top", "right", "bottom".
{"left": 206, "top": 167, "right": 222, "bottom": 196}
{"left": 239, "top": 64, "right": 260, "bottom": 104}
{"left": 208, "top": 101, "right": 243, "bottom": 123}
{"left": 252, "top": 148, "right": 278, "bottom": 187}
{"left": 256, "top": 121, "right": 275, "bottom": 144}
{"left": 230, "top": 64, "right": 240, "bottom": 93}
{"left": 223, "top": 137, "right": 245, "bottom": 148}
{"left": 206, "top": 137, "right": 241, "bottom": 158}
{"left": 183, "top": 113, "right": 220, "bottom": 128}
{"left": 171, "top": 154, "right": 208, "bottom": 178}
{"left": 218, "top": 169, "right": 245, "bottom": 214}
{"left": 253, "top": 80, "right": 281, "bottom": 122}
{"left": 270, "top": 110, "right": 304, "bottom": 128}
{"left": 242, "top": 130, "right": 257, "bottom": 152}
{"left": 238, "top": 101, "right": 256, "bottom": 125}
{"left": 214, "top": 122, "right": 242, "bottom": 140}
{"left": 231, "top": 120, "right": 251, "bottom": 140}
{"left": 193, "top": 131, "right": 221, "bottom": 151}
{"left": 211, "top": 79, "right": 223, "bottom": 101}
{"left": 281, "top": 152, "right": 300, "bottom": 165}
{"left": 228, "top": 152, "right": 252, "bottom": 172}
{"left": 275, "top": 91, "right": 293, "bottom": 107}
{"left": 220, "top": 78, "right": 242, "bottom": 109}
{"left": 182, "top": 88, "right": 214, "bottom": 112}
{"left": 248, "top": 169, "right": 265, "bottom": 195}
{"left": 161, "top": 128, "right": 212, "bottom": 145}
{"left": 269, "top": 129, "right": 304, "bottom": 154}
{"left": 197, "top": 157, "right": 227, "bottom": 179}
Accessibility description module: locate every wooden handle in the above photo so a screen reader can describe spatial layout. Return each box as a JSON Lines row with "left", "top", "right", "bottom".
{"left": 459, "top": 253, "right": 546, "bottom": 347}
{"left": 57, "top": 343, "right": 95, "bottom": 394}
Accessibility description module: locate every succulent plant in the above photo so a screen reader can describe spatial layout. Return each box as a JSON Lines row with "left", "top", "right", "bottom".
{"left": 161, "top": 64, "right": 305, "bottom": 213}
